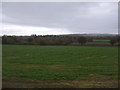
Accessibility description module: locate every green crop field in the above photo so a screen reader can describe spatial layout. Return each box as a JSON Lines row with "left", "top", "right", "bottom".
{"left": 93, "top": 39, "right": 110, "bottom": 42}
{"left": 2, "top": 45, "right": 118, "bottom": 88}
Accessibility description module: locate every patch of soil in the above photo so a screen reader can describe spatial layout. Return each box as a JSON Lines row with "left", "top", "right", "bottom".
{"left": 2, "top": 80, "right": 118, "bottom": 88}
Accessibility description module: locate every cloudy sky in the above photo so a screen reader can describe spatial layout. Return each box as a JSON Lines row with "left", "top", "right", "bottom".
{"left": 1, "top": 2, "right": 118, "bottom": 36}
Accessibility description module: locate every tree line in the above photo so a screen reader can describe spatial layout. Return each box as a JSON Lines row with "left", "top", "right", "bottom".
{"left": 2, "top": 35, "right": 119, "bottom": 46}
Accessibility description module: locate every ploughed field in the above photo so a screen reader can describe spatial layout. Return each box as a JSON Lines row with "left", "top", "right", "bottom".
{"left": 2, "top": 45, "right": 118, "bottom": 88}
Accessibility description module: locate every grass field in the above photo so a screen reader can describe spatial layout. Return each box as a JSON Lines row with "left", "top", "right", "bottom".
{"left": 2, "top": 45, "right": 118, "bottom": 88}
{"left": 93, "top": 39, "right": 110, "bottom": 42}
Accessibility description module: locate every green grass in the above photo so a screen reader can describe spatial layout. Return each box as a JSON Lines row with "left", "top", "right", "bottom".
{"left": 2, "top": 45, "right": 118, "bottom": 87}
{"left": 93, "top": 39, "right": 110, "bottom": 42}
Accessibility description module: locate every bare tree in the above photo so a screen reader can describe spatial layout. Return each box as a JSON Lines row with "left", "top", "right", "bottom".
{"left": 78, "top": 36, "right": 87, "bottom": 45}
{"left": 110, "top": 38, "right": 117, "bottom": 46}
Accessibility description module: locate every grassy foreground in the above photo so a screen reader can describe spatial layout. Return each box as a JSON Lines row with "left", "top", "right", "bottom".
{"left": 2, "top": 45, "right": 118, "bottom": 88}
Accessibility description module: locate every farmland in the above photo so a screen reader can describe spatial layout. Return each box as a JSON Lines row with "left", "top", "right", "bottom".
{"left": 93, "top": 39, "right": 111, "bottom": 42}
{"left": 2, "top": 45, "right": 118, "bottom": 88}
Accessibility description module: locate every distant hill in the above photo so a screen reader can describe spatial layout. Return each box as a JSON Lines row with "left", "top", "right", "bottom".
{"left": 65, "top": 34, "right": 118, "bottom": 37}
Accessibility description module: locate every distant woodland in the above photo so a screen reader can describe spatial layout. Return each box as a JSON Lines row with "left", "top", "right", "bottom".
{"left": 2, "top": 34, "right": 120, "bottom": 46}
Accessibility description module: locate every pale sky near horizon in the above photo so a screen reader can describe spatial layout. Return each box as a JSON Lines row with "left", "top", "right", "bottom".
{"left": 1, "top": 2, "right": 118, "bottom": 36}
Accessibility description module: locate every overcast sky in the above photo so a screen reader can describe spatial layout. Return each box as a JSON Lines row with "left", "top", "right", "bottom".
{"left": 1, "top": 2, "right": 118, "bottom": 36}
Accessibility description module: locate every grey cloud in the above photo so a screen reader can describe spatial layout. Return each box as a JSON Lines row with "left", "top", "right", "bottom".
{"left": 2, "top": 2, "right": 118, "bottom": 34}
